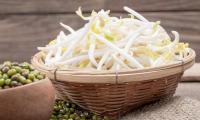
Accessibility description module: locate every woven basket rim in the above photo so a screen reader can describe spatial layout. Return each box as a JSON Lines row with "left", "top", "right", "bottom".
{"left": 32, "top": 48, "right": 195, "bottom": 74}
{"left": 31, "top": 48, "right": 195, "bottom": 83}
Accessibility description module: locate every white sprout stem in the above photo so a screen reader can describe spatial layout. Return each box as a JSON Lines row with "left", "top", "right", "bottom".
{"left": 125, "top": 25, "right": 150, "bottom": 52}
{"left": 97, "top": 52, "right": 110, "bottom": 70}
{"left": 104, "top": 56, "right": 112, "bottom": 66}
{"left": 55, "top": 48, "right": 62, "bottom": 60}
{"left": 153, "top": 31, "right": 179, "bottom": 66}
{"left": 88, "top": 39, "right": 98, "bottom": 66}
{"left": 111, "top": 53, "right": 121, "bottom": 71}
{"left": 140, "top": 27, "right": 160, "bottom": 39}
{"left": 55, "top": 31, "right": 65, "bottom": 61}
{"left": 104, "top": 57, "right": 113, "bottom": 70}
{"left": 38, "top": 28, "right": 84, "bottom": 51}
{"left": 121, "top": 18, "right": 150, "bottom": 26}
{"left": 92, "top": 32, "right": 143, "bottom": 68}
{"left": 60, "top": 16, "right": 97, "bottom": 61}
{"left": 112, "top": 54, "right": 130, "bottom": 69}
{"left": 179, "top": 52, "right": 183, "bottom": 59}
{"left": 58, "top": 31, "right": 66, "bottom": 42}
{"left": 183, "top": 48, "right": 190, "bottom": 58}
{"left": 112, "top": 25, "right": 150, "bottom": 68}
{"left": 151, "top": 31, "right": 179, "bottom": 52}
{"left": 97, "top": 40, "right": 127, "bottom": 49}
{"left": 171, "top": 31, "right": 179, "bottom": 43}
{"left": 56, "top": 52, "right": 104, "bottom": 65}
{"left": 124, "top": 6, "right": 149, "bottom": 22}
{"left": 111, "top": 62, "right": 120, "bottom": 71}
{"left": 57, "top": 29, "right": 78, "bottom": 59}
{"left": 116, "top": 64, "right": 121, "bottom": 70}
{"left": 59, "top": 27, "right": 87, "bottom": 60}
{"left": 76, "top": 7, "right": 91, "bottom": 20}
{"left": 153, "top": 53, "right": 169, "bottom": 66}
{"left": 184, "top": 51, "right": 188, "bottom": 58}
{"left": 149, "top": 58, "right": 154, "bottom": 66}
{"left": 166, "top": 31, "right": 179, "bottom": 50}
{"left": 60, "top": 22, "right": 75, "bottom": 33}
{"left": 111, "top": 63, "right": 117, "bottom": 70}
{"left": 45, "top": 50, "right": 53, "bottom": 65}
{"left": 59, "top": 38, "right": 81, "bottom": 61}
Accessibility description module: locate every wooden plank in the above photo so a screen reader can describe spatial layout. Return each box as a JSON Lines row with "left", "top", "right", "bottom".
{"left": 0, "top": 0, "right": 200, "bottom": 14}
{"left": 0, "top": 12, "right": 199, "bottom": 62}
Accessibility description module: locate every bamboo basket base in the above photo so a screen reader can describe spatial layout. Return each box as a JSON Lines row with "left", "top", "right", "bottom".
{"left": 51, "top": 73, "right": 181, "bottom": 119}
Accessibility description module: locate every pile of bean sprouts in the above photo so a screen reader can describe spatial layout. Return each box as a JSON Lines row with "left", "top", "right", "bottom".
{"left": 38, "top": 6, "right": 189, "bottom": 71}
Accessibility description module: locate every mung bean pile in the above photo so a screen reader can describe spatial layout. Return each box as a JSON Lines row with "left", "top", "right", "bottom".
{"left": 50, "top": 100, "right": 109, "bottom": 120}
{"left": 0, "top": 61, "right": 45, "bottom": 89}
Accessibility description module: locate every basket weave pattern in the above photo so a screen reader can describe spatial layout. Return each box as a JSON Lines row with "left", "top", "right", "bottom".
{"left": 51, "top": 73, "right": 181, "bottom": 118}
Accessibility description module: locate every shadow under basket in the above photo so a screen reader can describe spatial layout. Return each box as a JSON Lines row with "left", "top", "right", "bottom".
{"left": 32, "top": 48, "right": 195, "bottom": 120}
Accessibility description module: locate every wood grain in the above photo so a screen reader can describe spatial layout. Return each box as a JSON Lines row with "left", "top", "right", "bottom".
{"left": 0, "top": 12, "right": 199, "bottom": 62}
{"left": 0, "top": 0, "right": 200, "bottom": 14}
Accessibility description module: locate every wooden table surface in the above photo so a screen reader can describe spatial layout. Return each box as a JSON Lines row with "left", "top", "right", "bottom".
{"left": 0, "top": 0, "right": 199, "bottom": 62}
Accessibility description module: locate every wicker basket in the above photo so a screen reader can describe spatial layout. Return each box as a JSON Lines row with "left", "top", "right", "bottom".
{"left": 32, "top": 48, "right": 195, "bottom": 119}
